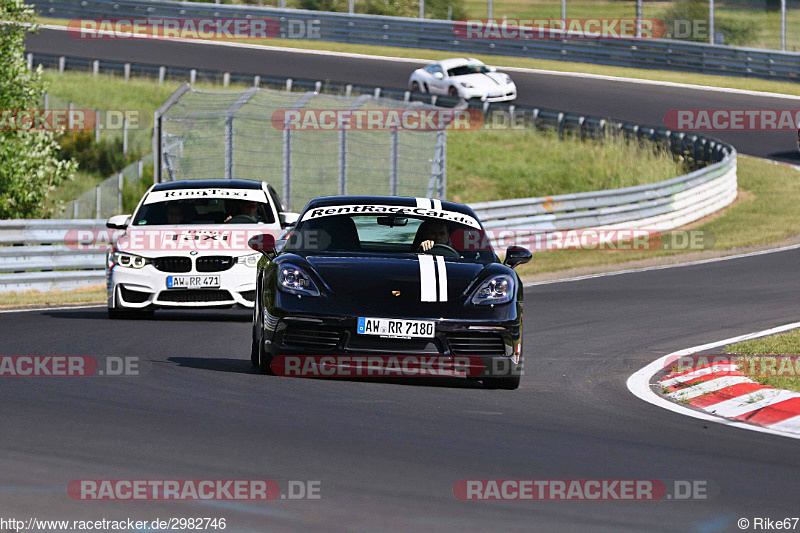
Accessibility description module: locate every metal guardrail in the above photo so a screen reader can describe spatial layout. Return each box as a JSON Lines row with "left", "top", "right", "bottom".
{"left": 32, "top": 0, "right": 800, "bottom": 82}
{"left": 0, "top": 220, "right": 106, "bottom": 293}
{"left": 6, "top": 50, "right": 737, "bottom": 293}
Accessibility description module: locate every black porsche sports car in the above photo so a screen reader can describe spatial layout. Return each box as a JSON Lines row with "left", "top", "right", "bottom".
{"left": 247, "top": 196, "right": 531, "bottom": 389}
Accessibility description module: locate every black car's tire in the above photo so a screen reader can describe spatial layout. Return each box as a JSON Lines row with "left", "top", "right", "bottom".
{"left": 250, "top": 337, "right": 260, "bottom": 367}
{"left": 258, "top": 348, "right": 275, "bottom": 375}
{"left": 482, "top": 373, "right": 521, "bottom": 390}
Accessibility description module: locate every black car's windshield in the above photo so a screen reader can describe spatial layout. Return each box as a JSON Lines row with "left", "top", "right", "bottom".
{"left": 447, "top": 64, "right": 490, "bottom": 77}
{"left": 284, "top": 213, "right": 495, "bottom": 263}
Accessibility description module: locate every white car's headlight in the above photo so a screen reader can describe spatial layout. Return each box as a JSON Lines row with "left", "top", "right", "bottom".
{"left": 504, "top": 75, "right": 513, "bottom": 84}
{"left": 109, "top": 252, "right": 149, "bottom": 269}
{"left": 460, "top": 82, "right": 474, "bottom": 88}
{"left": 237, "top": 253, "right": 261, "bottom": 267}
{"left": 471, "top": 275, "right": 515, "bottom": 305}
{"left": 278, "top": 264, "right": 320, "bottom": 297}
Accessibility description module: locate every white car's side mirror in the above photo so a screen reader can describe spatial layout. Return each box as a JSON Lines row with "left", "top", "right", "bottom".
{"left": 280, "top": 212, "right": 300, "bottom": 227}
{"left": 434, "top": 72, "right": 444, "bottom": 79}
{"left": 106, "top": 215, "right": 131, "bottom": 229}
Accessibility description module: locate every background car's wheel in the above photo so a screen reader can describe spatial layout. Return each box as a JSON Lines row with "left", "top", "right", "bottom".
{"left": 482, "top": 373, "right": 520, "bottom": 390}
{"left": 411, "top": 81, "right": 420, "bottom": 92}
{"left": 448, "top": 86, "right": 459, "bottom": 98}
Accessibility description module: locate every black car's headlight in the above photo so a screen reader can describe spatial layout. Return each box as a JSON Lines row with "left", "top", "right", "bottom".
{"left": 278, "top": 264, "right": 320, "bottom": 297}
{"left": 109, "top": 252, "right": 149, "bottom": 269}
{"left": 471, "top": 274, "right": 515, "bottom": 305}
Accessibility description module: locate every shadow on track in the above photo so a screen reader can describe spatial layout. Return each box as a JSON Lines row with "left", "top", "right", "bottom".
{"left": 169, "top": 356, "right": 485, "bottom": 389}
{"left": 42, "top": 308, "right": 251, "bottom": 322}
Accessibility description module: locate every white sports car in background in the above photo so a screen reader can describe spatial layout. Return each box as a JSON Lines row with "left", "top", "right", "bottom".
{"left": 408, "top": 58, "right": 517, "bottom": 102}
{"left": 105, "top": 179, "right": 298, "bottom": 318}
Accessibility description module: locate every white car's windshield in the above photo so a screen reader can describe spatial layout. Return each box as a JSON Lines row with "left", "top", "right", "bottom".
{"left": 132, "top": 198, "right": 274, "bottom": 226}
{"left": 447, "top": 64, "right": 490, "bottom": 77}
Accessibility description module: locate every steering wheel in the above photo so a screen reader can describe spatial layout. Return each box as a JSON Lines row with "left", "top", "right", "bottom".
{"left": 423, "top": 243, "right": 460, "bottom": 258}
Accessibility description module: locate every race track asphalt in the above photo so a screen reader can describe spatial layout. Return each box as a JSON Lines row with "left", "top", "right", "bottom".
{"left": 2, "top": 247, "right": 799, "bottom": 532}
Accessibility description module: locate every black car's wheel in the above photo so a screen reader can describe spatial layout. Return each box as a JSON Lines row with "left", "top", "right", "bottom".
{"left": 411, "top": 81, "right": 420, "bottom": 92}
{"left": 258, "top": 347, "right": 274, "bottom": 375}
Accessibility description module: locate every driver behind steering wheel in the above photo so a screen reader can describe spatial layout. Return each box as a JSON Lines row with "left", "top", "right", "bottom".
{"left": 414, "top": 219, "right": 451, "bottom": 252}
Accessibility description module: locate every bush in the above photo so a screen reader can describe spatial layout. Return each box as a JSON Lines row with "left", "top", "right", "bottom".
{"left": 660, "top": 0, "right": 759, "bottom": 46}
{"left": 299, "top": 0, "right": 465, "bottom": 20}
{"left": 122, "top": 165, "right": 154, "bottom": 214}
{"left": 57, "top": 130, "right": 144, "bottom": 177}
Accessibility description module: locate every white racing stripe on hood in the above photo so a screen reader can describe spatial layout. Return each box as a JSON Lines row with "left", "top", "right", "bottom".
{"left": 435, "top": 255, "right": 448, "bottom": 302}
{"left": 418, "top": 254, "right": 437, "bottom": 302}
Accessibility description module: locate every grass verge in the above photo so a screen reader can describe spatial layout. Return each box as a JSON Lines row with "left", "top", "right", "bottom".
{"left": 36, "top": 17, "right": 800, "bottom": 97}
{"left": 514, "top": 156, "right": 800, "bottom": 278}
{"left": 725, "top": 329, "right": 800, "bottom": 392}
{"left": 0, "top": 286, "right": 106, "bottom": 308}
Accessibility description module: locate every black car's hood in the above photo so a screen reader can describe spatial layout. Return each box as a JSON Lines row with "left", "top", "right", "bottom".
{"left": 272, "top": 253, "right": 519, "bottom": 320}
{"left": 305, "top": 254, "right": 485, "bottom": 303}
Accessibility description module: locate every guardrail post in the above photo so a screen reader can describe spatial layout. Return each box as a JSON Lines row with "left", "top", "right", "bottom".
{"left": 73, "top": 201, "right": 78, "bottom": 219}
{"left": 253, "top": 75, "right": 261, "bottom": 87}
{"left": 27, "top": 53, "right": 32, "bottom": 71}
{"left": 283, "top": 118, "right": 292, "bottom": 210}
{"left": 68, "top": 101, "right": 74, "bottom": 130}
{"left": 345, "top": 84, "right": 352, "bottom": 97}
{"left": 122, "top": 117, "right": 128, "bottom": 155}
{"left": 314, "top": 81, "right": 322, "bottom": 93}
{"left": 389, "top": 127, "right": 398, "bottom": 195}
{"left": 286, "top": 78, "right": 293, "bottom": 92}
{"left": 138, "top": 159, "right": 143, "bottom": 180}
{"left": 404, "top": 91, "right": 410, "bottom": 102}
{"left": 93, "top": 60, "right": 99, "bottom": 76}
{"left": 190, "top": 69, "right": 197, "bottom": 84}
{"left": 118, "top": 172, "right": 124, "bottom": 214}
{"left": 95, "top": 186, "right": 101, "bottom": 219}
{"left": 223, "top": 72, "right": 230, "bottom": 87}
{"left": 124, "top": 63, "right": 131, "bottom": 82}
{"left": 59, "top": 56, "right": 65, "bottom": 73}
{"left": 338, "top": 127, "right": 347, "bottom": 195}
{"left": 159, "top": 66, "right": 166, "bottom": 84}
{"left": 557, "top": 112, "right": 565, "bottom": 139}
{"left": 374, "top": 88, "right": 381, "bottom": 98}
{"left": 95, "top": 109, "right": 100, "bottom": 143}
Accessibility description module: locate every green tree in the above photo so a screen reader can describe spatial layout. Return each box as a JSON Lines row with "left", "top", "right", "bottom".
{"left": 0, "top": 0, "right": 76, "bottom": 218}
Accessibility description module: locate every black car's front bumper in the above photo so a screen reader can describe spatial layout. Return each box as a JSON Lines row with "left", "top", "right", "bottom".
{"left": 262, "top": 314, "right": 522, "bottom": 379}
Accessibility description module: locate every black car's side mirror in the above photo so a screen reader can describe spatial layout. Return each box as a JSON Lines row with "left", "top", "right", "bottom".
{"left": 248, "top": 233, "right": 276, "bottom": 256}
{"left": 504, "top": 246, "right": 532, "bottom": 269}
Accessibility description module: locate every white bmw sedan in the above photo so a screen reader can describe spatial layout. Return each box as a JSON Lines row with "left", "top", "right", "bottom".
{"left": 409, "top": 58, "right": 517, "bottom": 102}
{"left": 105, "top": 179, "right": 298, "bottom": 318}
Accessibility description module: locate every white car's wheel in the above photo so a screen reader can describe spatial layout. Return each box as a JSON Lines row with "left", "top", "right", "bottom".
{"left": 448, "top": 86, "right": 459, "bottom": 98}
{"left": 411, "top": 81, "right": 420, "bottom": 92}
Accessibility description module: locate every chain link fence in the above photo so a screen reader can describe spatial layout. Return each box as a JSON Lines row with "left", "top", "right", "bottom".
{"left": 55, "top": 156, "right": 153, "bottom": 219}
{"left": 155, "top": 86, "right": 447, "bottom": 212}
